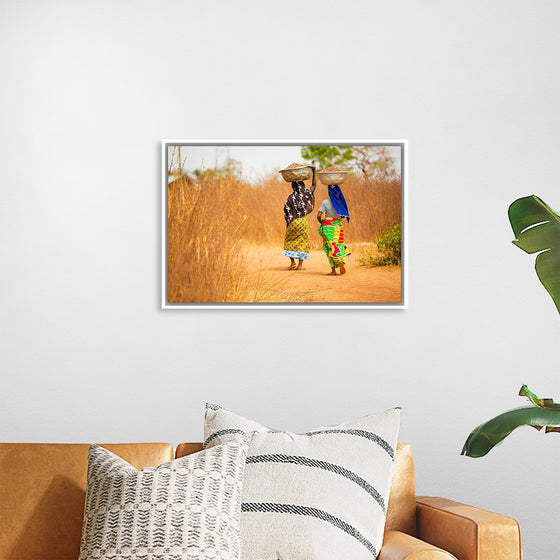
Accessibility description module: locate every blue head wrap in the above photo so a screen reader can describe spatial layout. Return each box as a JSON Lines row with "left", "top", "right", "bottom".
{"left": 328, "top": 185, "right": 350, "bottom": 222}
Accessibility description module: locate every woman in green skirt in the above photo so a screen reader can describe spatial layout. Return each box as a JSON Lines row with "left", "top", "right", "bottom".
{"left": 317, "top": 184, "right": 350, "bottom": 275}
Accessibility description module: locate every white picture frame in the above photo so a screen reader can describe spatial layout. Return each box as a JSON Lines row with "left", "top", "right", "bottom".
{"left": 162, "top": 140, "right": 408, "bottom": 309}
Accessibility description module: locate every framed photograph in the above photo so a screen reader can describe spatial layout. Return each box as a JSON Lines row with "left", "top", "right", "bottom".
{"left": 162, "top": 140, "right": 407, "bottom": 309}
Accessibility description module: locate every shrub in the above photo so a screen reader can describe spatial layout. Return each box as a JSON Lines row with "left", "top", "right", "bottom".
{"left": 360, "top": 223, "right": 401, "bottom": 267}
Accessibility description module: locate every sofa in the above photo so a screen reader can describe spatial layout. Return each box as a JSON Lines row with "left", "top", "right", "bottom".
{"left": 0, "top": 442, "right": 522, "bottom": 560}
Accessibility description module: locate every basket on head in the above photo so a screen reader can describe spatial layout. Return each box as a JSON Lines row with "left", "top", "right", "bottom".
{"left": 317, "top": 166, "right": 348, "bottom": 185}
{"left": 279, "top": 163, "right": 313, "bottom": 183}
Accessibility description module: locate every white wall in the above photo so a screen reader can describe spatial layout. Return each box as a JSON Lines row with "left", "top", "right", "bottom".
{"left": 1, "top": 1, "right": 559, "bottom": 558}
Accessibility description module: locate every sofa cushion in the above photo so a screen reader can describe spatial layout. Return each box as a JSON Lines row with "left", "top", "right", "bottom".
{"left": 79, "top": 441, "right": 249, "bottom": 560}
{"left": 204, "top": 404, "right": 401, "bottom": 560}
{"left": 175, "top": 442, "right": 417, "bottom": 537}
{"left": 0, "top": 443, "right": 173, "bottom": 560}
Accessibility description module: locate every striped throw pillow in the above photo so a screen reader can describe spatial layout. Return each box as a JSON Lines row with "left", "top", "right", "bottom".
{"left": 79, "top": 441, "right": 249, "bottom": 560}
{"left": 204, "top": 405, "right": 401, "bottom": 560}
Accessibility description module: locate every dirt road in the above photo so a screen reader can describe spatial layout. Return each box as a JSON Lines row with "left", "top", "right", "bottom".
{"left": 242, "top": 243, "right": 401, "bottom": 304}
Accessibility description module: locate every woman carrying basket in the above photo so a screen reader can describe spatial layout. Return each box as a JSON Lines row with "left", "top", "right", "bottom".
{"left": 282, "top": 164, "right": 317, "bottom": 270}
{"left": 317, "top": 179, "right": 350, "bottom": 275}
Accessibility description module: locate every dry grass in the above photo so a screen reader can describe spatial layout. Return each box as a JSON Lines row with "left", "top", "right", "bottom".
{"left": 239, "top": 173, "right": 401, "bottom": 245}
{"left": 167, "top": 172, "right": 401, "bottom": 302}
{"left": 167, "top": 176, "right": 249, "bottom": 303}
{"left": 325, "top": 174, "right": 401, "bottom": 242}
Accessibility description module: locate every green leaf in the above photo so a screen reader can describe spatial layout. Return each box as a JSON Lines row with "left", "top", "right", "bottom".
{"left": 461, "top": 406, "right": 560, "bottom": 458}
{"left": 508, "top": 195, "right": 560, "bottom": 314}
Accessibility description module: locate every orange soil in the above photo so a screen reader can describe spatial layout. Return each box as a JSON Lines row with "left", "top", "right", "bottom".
{"left": 242, "top": 243, "right": 402, "bottom": 304}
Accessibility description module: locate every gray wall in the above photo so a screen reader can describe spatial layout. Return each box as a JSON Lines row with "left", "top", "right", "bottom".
{"left": 1, "top": 1, "right": 559, "bottom": 558}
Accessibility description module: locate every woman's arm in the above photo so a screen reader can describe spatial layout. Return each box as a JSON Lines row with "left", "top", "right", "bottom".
{"left": 309, "top": 166, "right": 317, "bottom": 193}
{"left": 317, "top": 210, "right": 325, "bottom": 224}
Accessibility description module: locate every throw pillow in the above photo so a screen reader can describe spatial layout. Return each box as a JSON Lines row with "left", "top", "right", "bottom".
{"left": 204, "top": 404, "right": 401, "bottom": 560}
{"left": 79, "top": 440, "right": 249, "bottom": 560}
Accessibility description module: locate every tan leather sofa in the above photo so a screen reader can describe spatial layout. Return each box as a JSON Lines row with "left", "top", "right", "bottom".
{"left": 0, "top": 442, "right": 521, "bottom": 560}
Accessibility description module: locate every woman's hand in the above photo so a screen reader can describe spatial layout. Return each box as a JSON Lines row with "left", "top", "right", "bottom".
{"left": 310, "top": 165, "right": 317, "bottom": 192}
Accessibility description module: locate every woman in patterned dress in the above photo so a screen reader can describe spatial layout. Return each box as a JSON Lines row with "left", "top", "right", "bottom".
{"left": 317, "top": 184, "right": 350, "bottom": 275}
{"left": 283, "top": 166, "right": 316, "bottom": 270}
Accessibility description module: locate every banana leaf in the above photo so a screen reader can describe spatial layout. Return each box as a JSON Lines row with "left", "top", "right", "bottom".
{"left": 508, "top": 195, "right": 560, "bottom": 314}
{"left": 461, "top": 386, "right": 560, "bottom": 458}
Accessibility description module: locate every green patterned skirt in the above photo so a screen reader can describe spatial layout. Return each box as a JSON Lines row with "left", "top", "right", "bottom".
{"left": 318, "top": 217, "right": 348, "bottom": 268}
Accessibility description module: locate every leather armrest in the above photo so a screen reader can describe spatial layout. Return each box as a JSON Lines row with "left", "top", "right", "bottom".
{"left": 379, "top": 530, "right": 457, "bottom": 559}
{"left": 416, "top": 496, "right": 522, "bottom": 560}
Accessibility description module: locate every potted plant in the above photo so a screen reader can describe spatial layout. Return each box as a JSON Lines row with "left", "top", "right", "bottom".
{"left": 462, "top": 195, "right": 560, "bottom": 458}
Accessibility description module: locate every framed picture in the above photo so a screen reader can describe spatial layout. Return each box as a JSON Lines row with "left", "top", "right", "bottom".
{"left": 162, "top": 140, "right": 407, "bottom": 309}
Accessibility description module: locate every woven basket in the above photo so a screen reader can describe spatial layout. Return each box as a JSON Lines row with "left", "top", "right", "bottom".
{"left": 317, "top": 170, "right": 348, "bottom": 185}
{"left": 279, "top": 165, "right": 313, "bottom": 183}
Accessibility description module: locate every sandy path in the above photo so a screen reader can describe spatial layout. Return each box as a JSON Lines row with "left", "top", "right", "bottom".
{"left": 242, "top": 243, "right": 401, "bottom": 304}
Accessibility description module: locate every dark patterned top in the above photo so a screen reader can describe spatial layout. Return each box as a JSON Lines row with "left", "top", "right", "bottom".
{"left": 284, "top": 181, "right": 315, "bottom": 225}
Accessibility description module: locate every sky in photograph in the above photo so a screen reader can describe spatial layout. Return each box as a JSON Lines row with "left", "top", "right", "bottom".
{"left": 167, "top": 144, "right": 402, "bottom": 182}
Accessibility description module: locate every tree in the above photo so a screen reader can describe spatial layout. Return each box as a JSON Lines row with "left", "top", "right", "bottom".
{"left": 301, "top": 145, "right": 397, "bottom": 181}
{"left": 352, "top": 146, "right": 396, "bottom": 181}
{"left": 192, "top": 157, "right": 242, "bottom": 181}
{"left": 168, "top": 146, "right": 188, "bottom": 181}
{"left": 220, "top": 157, "right": 242, "bottom": 177}
{"left": 300, "top": 146, "right": 354, "bottom": 169}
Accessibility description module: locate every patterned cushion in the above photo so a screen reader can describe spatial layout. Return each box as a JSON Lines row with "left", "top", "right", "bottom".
{"left": 204, "top": 405, "right": 401, "bottom": 560}
{"left": 79, "top": 441, "right": 248, "bottom": 560}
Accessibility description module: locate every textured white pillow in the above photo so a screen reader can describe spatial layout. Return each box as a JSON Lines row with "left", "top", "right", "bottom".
{"left": 204, "top": 404, "right": 401, "bottom": 560}
{"left": 79, "top": 441, "right": 248, "bottom": 560}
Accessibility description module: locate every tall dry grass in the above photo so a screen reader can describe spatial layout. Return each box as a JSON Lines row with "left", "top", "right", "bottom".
{"left": 167, "top": 172, "right": 401, "bottom": 302}
{"left": 236, "top": 173, "right": 401, "bottom": 244}
{"left": 167, "top": 176, "right": 250, "bottom": 303}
